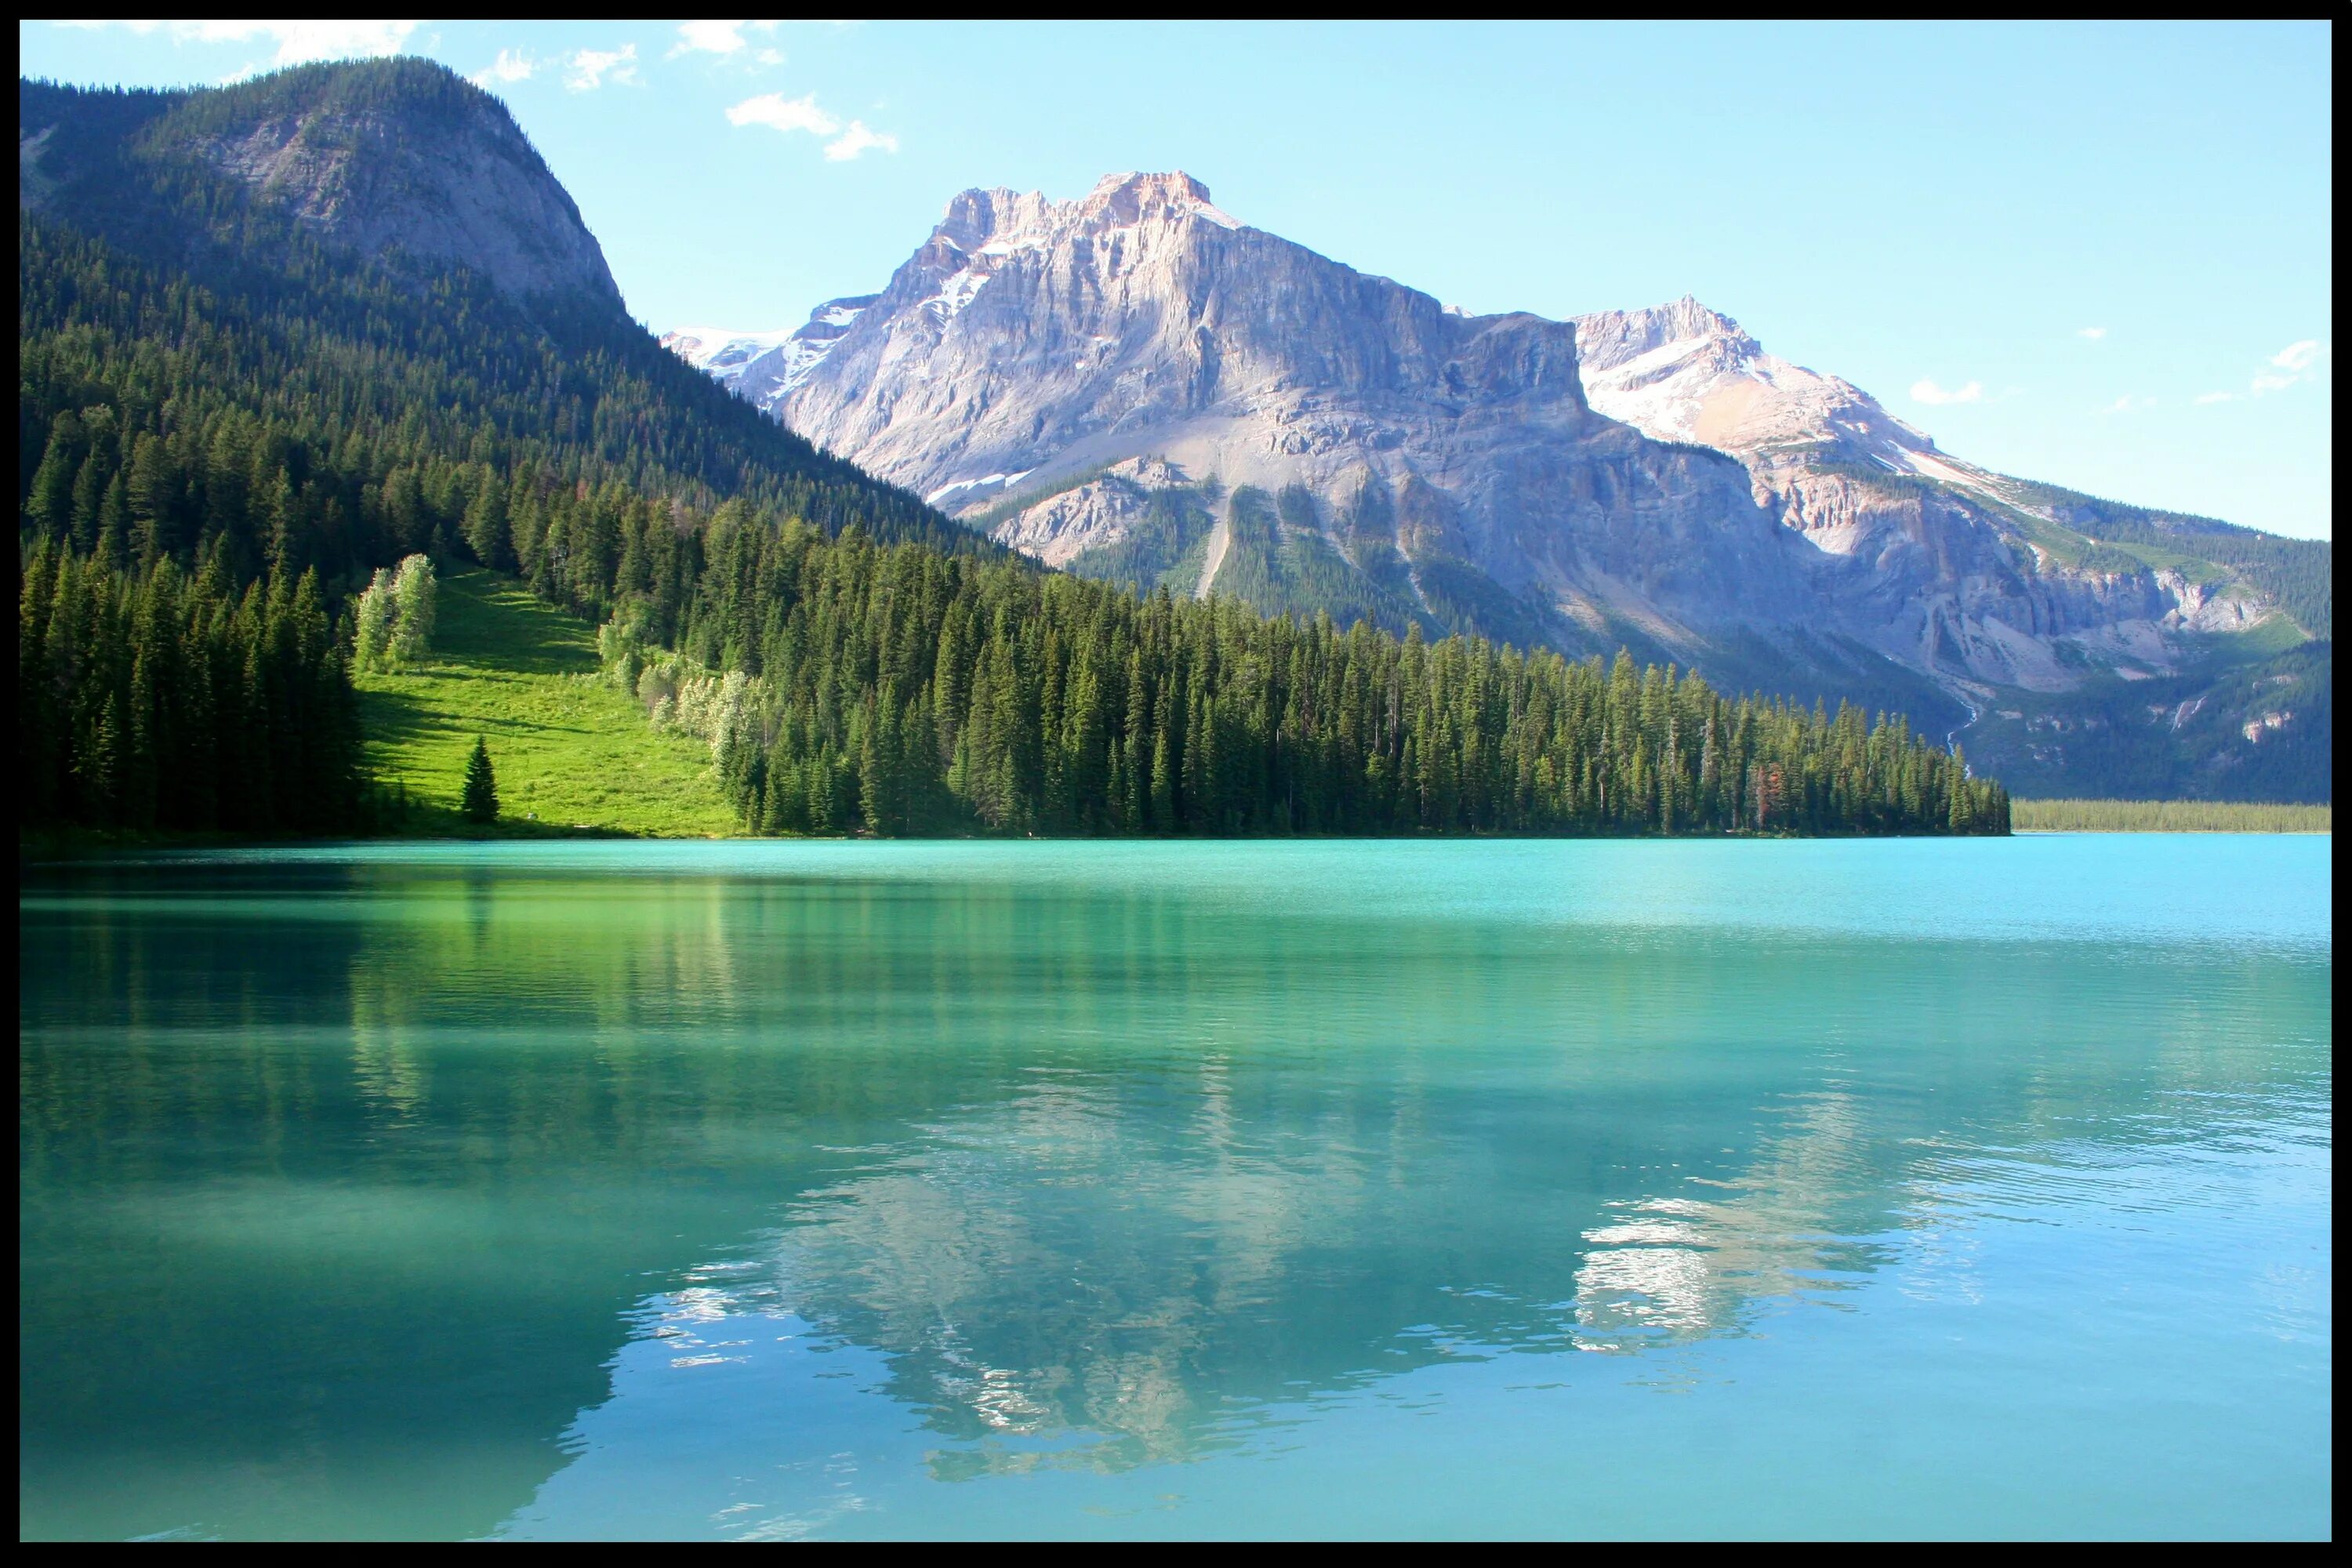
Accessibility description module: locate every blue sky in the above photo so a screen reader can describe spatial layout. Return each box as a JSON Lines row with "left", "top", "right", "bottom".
{"left": 21, "top": 20, "right": 2335, "bottom": 539}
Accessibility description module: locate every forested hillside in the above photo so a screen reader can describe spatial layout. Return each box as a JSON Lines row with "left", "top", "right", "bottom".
{"left": 18, "top": 60, "right": 2005, "bottom": 840}
{"left": 596, "top": 515, "right": 2007, "bottom": 837}
{"left": 17, "top": 64, "right": 973, "bottom": 835}
{"left": 19, "top": 540, "right": 361, "bottom": 835}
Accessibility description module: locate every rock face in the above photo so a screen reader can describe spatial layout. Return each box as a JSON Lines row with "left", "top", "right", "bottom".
{"left": 748, "top": 172, "right": 1827, "bottom": 655}
{"left": 662, "top": 172, "right": 2328, "bottom": 793}
{"left": 21, "top": 63, "right": 619, "bottom": 302}
{"left": 205, "top": 89, "right": 617, "bottom": 301}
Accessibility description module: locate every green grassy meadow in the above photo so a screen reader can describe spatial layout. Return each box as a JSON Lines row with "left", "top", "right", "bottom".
{"left": 355, "top": 568, "right": 739, "bottom": 837}
{"left": 2012, "top": 798, "right": 2331, "bottom": 833}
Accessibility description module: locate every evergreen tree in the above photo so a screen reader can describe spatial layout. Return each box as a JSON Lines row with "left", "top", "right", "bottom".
{"left": 461, "top": 736, "right": 499, "bottom": 825}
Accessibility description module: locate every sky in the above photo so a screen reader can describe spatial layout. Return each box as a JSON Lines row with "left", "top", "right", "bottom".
{"left": 20, "top": 20, "right": 2336, "bottom": 539}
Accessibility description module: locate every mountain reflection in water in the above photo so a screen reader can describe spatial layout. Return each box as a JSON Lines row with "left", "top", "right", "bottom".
{"left": 19, "top": 840, "right": 2331, "bottom": 1541}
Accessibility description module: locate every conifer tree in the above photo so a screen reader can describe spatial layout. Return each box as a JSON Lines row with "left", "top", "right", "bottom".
{"left": 462, "top": 736, "right": 499, "bottom": 825}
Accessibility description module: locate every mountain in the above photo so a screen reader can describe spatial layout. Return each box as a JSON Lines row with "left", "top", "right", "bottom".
{"left": 17, "top": 60, "right": 973, "bottom": 839}
{"left": 17, "top": 64, "right": 975, "bottom": 568}
{"left": 21, "top": 64, "right": 613, "bottom": 302}
{"left": 671, "top": 173, "right": 2330, "bottom": 800}
{"left": 1566, "top": 299, "right": 2332, "bottom": 798}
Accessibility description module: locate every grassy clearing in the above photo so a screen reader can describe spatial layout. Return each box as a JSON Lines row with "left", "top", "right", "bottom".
{"left": 2013, "top": 799, "right": 2330, "bottom": 833}
{"left": 354, "top": 567, "right": 739, "bottom": 837}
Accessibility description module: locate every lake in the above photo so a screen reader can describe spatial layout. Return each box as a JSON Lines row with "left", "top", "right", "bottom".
{"left": 17, "top": 837, "right": 2332, "bottom": 1540}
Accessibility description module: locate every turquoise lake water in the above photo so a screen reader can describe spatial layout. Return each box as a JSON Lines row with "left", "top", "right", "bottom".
{"left": 17, "top": 837, "right": 2332, "bottom": 1539}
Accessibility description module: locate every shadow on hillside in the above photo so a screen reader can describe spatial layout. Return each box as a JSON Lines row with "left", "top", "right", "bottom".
{"left": 358, "top": 684, "right": 600, "bottom": 753}
{"left": 437, "top": 567, "right": 600, "bottom": 677}
{"left": 357, "top": 683, "right": 466, "bottom": 761}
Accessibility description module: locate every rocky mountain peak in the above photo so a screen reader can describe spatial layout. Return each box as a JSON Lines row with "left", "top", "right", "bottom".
{"left": 1075, "top": 169, "right": 1239, "bottom": 230}
{"left": 936, "top": 185, "right": 1060, "bottom": 251}
{"left": 762, "top": 165, "right": 1606, "bottom": 520}
{"left": 932, "top": 169, "right": 1242, "bottom": 260}
{"left": 1573, "top": 295, "right": 1751, "bottom": 371}
{"left": 1571, "top": 296, "right": 1936, "bottom": 466}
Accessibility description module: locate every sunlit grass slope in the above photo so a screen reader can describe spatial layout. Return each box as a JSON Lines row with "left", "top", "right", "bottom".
{"left": 2013, "top": 799, "right": 2331, "bottom": 833}
{"left": 355, "top": 568, "right": 737, "bottom": 837}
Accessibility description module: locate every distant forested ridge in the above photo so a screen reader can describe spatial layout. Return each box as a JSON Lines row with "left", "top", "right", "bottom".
{"left": 17, "top": 61, "right": 2005, "bottom": 840}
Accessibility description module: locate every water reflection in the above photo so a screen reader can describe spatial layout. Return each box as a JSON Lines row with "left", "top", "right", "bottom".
{"left": 650, "top": 1078, "right": 1913, "bottom": 1480}
{"left": 18, "top": 842, "right": 2332, "bottom": 1541}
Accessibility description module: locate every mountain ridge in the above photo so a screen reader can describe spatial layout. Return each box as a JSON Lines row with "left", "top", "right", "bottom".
{"left": 666, "top": 171, "right": 2328, "bottom": 800}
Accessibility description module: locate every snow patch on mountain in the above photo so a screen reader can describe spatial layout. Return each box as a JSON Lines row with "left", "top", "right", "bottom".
{"left": 659, "top": 296, "right": 875, "bottom": 416}
{"left": 662, "top": 326, "right": 797, "bottom": 373}
{"left": 1571, "top": 296, "right": 1940, "bottom": 468}
{"left": 926, "top": 469, "right": 1032, "bottom": 505}
{"left": 927, "top": 266, "right": 990, "bottom": 322}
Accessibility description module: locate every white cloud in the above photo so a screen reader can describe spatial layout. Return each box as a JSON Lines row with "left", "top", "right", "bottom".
{"left": 2270, "top": 339, "right": 2326, "bottom": 373}
{"left": 755, "top": 47, "right": 785, "bottom": 66}
{"left": 728, "top": 92, "right": 837, "bottom": 136}
{"left": 823, "top": 120, "right": 898, "bottom": 161}
{"left": 2100, "top": 395, "right": 2158, "bottom": 414}
{"left": 469, "top": 49, "right": 534, "bottom": 88}
{"left": 726, "top": 92, "right": 899, "bottom": 158}
{"left": 672, "top": 20, "right": 779, "bottom": 57}
{"left": 2245, "top": 339, "right": 2330, "bottom": 397}
{"left": 2077, "top": 326, "right": 2107, "bottom": 339}
{"left": 1909, "top": 379, "right": 1984, "bottom": 406}
{"left": 56, "top": 19, "right": 420, "bottom": 66}
{"left": 2194, "top": 339, "right": 2328, "bottom": 409}
{"left": 566, "top": 44, "right": 638, "bottom": 91}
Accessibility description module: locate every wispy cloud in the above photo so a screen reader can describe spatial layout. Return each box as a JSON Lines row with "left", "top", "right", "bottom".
{"left": 469, "top": 49, "right": 535, "bottom": 89}
{"left": 2225, "top": 339, "right": 2334, "bottom": 398}
{"left": 728, "top": 92, "right": 836, "bottom": 134}
{"left": 2271, "top": 339, "right": 2327, "bottom": 372}
{"left": 56, "top": 20, "right": 420, "bottom": 67}
{"left": 1910, "top": 379, "right": 1984, "bottom": 406}
{"left": 2194, "top": 339, "right": 2331, "bottom": 407}
{"left": 671, "top": 20, "right": 780, "bottom": 57}
{"left": 822, "top": 121, "right": 898, "bottom": 161}
{"left": 2252, "top": 338, "right": 2329, "bottom": 394}
{"left": 2100, "top": 395, "right": 2158, "bottom": 414}
{"left": 2076, "top": 326, "right": 2107, "bottom": 339}
{"left": 727, "top": 91, "right": 898, "bottom": 159}
{"left": 566, "top": 44, "right": 639, "bottom": 91}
